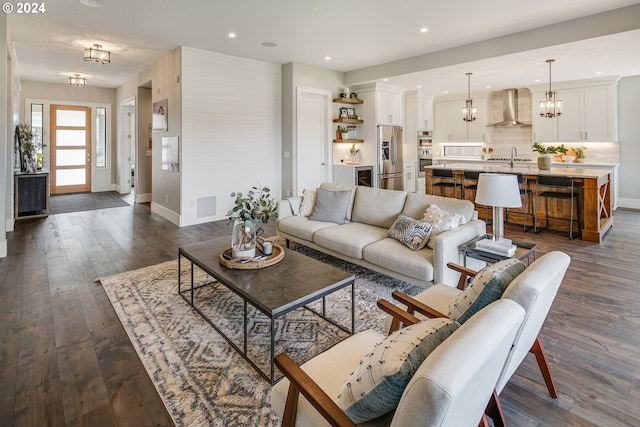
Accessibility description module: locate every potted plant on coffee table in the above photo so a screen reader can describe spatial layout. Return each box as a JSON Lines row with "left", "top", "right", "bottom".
{"left": 227, "top": 184, "right": 278, "bottom": 258}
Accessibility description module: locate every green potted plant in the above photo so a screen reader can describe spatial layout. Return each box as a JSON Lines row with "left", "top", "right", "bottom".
{"left": 532, "top": 142, "right": 555, "bottom": 170}
{"left": 574, "top": 146, "right": 587, "bottom": 162}
{"left": 15, "top": 122, "right": 44, "bottom": 173}
{"left": 227, "top": 185, "right": 278, "bottom": 258}
{"left": 338, "top": 126, "right": 349, "bottom": 141}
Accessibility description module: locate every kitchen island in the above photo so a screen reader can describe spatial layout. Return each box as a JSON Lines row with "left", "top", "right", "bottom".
{"left": 425, "top": 163, "right": 613, "bottom": 243}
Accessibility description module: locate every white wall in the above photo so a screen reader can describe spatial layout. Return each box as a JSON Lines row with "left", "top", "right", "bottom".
{"left": 1, "top": 14, "right": 8, "bottom": 257}
{"left": 617, "top": 76, "right": 640, "bottom": 209}
{"left": 281, "top": 62, "right": 344, "bottom": 198}
{"left": 180, "top": 47, "right": 281, "bottom": 226}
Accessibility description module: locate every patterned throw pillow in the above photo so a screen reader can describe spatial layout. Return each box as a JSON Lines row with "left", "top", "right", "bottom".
{"left": 422, "top": 204, "right": 467, "bottom": 249}
{"left": 448, "top": 258, "right": 526, "bottom": 324}
{"left": 388, "top": 213, "right": 434, "bottom": 251}
{"left": 337, "top": 318, "right": 460, "bottom": 424}
{"left": 299, "top": 189, "right": 316, "bottom": 217}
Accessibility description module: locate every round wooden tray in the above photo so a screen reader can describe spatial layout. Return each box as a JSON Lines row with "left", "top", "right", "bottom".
{"left": 219, "top": 243, "right": 284, "bottom": 270}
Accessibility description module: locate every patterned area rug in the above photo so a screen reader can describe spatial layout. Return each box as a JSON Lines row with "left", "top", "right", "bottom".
{"left": 50, "top": 191, "right": 130, "bottom": 214}
{"left": 97, "top": 245, "right": 422, "bottom": 426}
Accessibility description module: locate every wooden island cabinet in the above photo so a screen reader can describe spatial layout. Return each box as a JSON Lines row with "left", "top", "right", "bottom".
{"left": 425, "top": 164, "right": 613, "bottom": 243}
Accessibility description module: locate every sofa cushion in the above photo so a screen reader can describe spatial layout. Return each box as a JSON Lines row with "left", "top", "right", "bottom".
{"left": 313, "top": 222, "right": 389, "bottom": 259}
{"left": 310, "top": 188, "right": 352, "bottom": 224}
{"left": 388, "top": 213, "right": 433, "bottom": 251}
{"left": 351, "top": 186, "right": 407, "bottom": 229}
{"left": 277, "top": 215, "right": 338, "bottom": 242}
{"left": 299, "top": 189, "right": 316, "bottom": 216}
{"left": 337, "top": 318, "right": 460, "bottom": 423}
{"left": 449, "top": 258, "right": 526, "bottom": 324}
{"left": 403, "top": 192, "right": 476, "bottom": 222}
{"left": 423, "top": 204, "right": 467, "bottom": 249}
{"left": 363, "top": 238, "right": 434, "bottom": 282}
{"left": 320, "top": 182, "right": 357, "bottom": 220}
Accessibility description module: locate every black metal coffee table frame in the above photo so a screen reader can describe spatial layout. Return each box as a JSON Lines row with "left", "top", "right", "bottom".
{"left": 178, "top": 238, "right": 355, "bottom": 384}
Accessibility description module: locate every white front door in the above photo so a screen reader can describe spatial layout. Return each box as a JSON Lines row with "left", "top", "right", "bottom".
{"left": 296, "top": 87, "right": 331, "bottom": 194}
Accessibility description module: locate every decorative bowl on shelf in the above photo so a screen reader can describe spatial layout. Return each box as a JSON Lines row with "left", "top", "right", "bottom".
{"left": 563, "top": 155, "right": 576, "bottom": 163}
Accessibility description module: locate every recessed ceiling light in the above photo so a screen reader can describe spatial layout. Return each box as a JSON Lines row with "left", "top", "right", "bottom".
{"left": 228, "top": 33, "right": 237, "bottom": 38}
{"left": 485, "top": 85, "right": 491, "bottom": 89}
{"left": 324, "top": 56, "right": 331, "bottom": 60}
{"left": 262, "top": 41, "right": 277, "bottom": 47}
{"left": 420, "top": 28, "right": 428, "bottom": 33}
{"left": 443, "top": 91, "right": 449, "bottom": 94}
{"left": 383, "top": 78, "right": 389, "bottom": 82}
{"left": 417, "top": 85, "right": 422, "bottom": 88}
{"left": 78, "top": 0, "right": 103, "bottom": 7}
{"left": 595, "top": 71, "right": 603, "bottom": 75}
{"left": 534, "top": 79, "right": 541, "bottom": 83}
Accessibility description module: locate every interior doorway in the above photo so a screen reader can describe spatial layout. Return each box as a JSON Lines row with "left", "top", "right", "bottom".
{"left": 50, "top": 105, "right": 92, "bottom": 194}
{"left": 296, "top": 87, "right": 331, "bottom": 194}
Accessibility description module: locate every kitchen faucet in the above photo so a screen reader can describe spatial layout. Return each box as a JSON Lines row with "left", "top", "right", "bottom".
{"left": 510, "top": 147, "right": 518, "bottom": 168}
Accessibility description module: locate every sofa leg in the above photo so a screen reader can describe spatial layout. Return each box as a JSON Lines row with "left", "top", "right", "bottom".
{"left": 286, "top": 239, "right": 290, "bottom": 248}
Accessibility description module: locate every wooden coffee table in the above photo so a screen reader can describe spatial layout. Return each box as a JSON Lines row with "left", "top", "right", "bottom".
{"left": 178, "top": 237, "right": 355, "bottom": 383}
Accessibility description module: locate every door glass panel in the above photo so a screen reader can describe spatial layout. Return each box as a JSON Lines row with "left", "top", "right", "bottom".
{"left": 56, "top": 110, "right": 86, "bottom": 127}
{"left": 56, "top": 129, "right": 86, "bottom": 147}
{"left": 56, "top": 169, "right": 86, "bottom": 186}
{"left": 56, "top": 149, "right": 86, "bottom": 166}
{"left": 96, "top": 107, "right": 107, "bottom": 167}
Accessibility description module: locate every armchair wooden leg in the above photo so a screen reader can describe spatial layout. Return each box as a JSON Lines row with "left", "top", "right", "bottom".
{"left": 478, "top": 414, "right": 491, "bottom": 427}
{"left": 530, "top": 336, "right": 559, "bottom": 398}
{"left": 484, "top": 390, "right": 507, "bottom": 427}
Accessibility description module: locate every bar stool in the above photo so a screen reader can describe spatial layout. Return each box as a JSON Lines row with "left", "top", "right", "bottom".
{"left": 431, "top": 169, "right": 459, "bottom": 198}
{"left": 534, "top": 175, "right": 581, "bottom": 239}
{"left": 506, "top": 174, "right": 533, "bottom": 231}
{"left": 462, "top": 170, "right": 489, "bottom": 221}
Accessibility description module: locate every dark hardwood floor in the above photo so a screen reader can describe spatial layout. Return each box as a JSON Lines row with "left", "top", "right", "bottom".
{"left": 1, "top": 202, "right": 639, "bottom": 426}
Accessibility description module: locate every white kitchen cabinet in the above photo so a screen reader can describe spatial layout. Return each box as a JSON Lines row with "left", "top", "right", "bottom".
{"left": 531, "top": 84, "right": 615, "bottom": 142}
{"left": 417, "top": 96, "right": 433, "bottom": 130}
{"left": 404, "top": 162, "right": 416, "bottom": 193}
{"left": 376, "top": 90, "right": 403, "bottom": 126}
{"left": 434, "top": 98, "right": 487, "bottom": 142}
{"left": 417, "top": 176, "right": 426, "bottom": 194}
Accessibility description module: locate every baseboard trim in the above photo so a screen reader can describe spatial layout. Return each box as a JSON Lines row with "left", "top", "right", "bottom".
{"left": 6, "top": 219, "right": 14, "bottom": 232}
{"left": 150, "top": 202, "right": 181, "bottom": 226}
{"left": 135, "top": 193, "right": 152, "bottom": 203}
{"left": 0, "top": 239, "right": 7, "bottom": 258}
{"left": 618, "top": 198, "right": 640, "bottom": 210}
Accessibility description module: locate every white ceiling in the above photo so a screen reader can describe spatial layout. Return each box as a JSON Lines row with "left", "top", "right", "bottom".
{"left": 7, "top": 0, "right": 640, "bottom": 97}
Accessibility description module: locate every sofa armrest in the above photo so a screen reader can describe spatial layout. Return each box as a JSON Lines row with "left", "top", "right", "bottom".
{"left": 277, "top": 199, "right": 295, "bottom": 222}
{"left": 433, "top": 219, "right": 486, "bottom": 285}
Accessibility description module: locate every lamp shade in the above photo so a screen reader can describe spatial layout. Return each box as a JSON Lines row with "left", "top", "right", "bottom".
{"left": 475, "top": 173, "right": 522, "bottom": 208}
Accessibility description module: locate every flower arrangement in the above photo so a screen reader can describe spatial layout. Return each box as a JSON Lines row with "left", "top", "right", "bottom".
{"left": 480, "top": 146, "right": 493, "bottom": 159}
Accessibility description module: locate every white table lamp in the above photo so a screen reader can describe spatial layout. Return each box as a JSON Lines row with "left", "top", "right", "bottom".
{"left": 475, "top": 173, "right": 522, "bottom": 240}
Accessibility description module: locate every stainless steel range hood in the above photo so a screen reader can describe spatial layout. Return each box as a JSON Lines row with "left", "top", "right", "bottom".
{"left": 489, "top": 89, "right": 530, "bottom": 127}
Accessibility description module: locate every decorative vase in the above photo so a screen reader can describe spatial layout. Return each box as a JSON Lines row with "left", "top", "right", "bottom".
{"left": 24, "top": 152, "right": 37, "bottom": 173}
{"left": 537, "top": 154, "right": 552, "bottom": 170}
{"left": 231, "top": 220, "right": 256, "bottom": 258}
{"left": 341, "top": 133, "right": 349, "bottom": 141}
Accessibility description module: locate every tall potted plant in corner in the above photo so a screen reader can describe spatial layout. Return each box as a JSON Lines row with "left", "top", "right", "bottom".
{"left": 15, "top": 123, "right": 43, "bottom": 173}
{"left": 227, "top": 184, "right": 278, "bottom": 258}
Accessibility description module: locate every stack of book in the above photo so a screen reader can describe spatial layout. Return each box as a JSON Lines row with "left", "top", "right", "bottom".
{"left": 475, "top": 238, "right": 517, "bottom": 257}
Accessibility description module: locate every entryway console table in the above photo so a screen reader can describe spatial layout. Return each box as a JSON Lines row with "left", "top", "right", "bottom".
{"left": 14, "top": 170, "right": 49, "bottom": 219}
{"left": 425, "top": 164, "right": 613, "bottom": 243}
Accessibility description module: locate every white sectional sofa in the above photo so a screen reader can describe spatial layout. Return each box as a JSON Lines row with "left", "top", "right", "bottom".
{"left": 276, "top": 183, "right": 486, "bottom": 287}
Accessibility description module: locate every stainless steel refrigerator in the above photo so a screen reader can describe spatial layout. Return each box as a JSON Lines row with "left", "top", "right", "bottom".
{"left": 377, "top": 125, "right": 404, "bottom": 190}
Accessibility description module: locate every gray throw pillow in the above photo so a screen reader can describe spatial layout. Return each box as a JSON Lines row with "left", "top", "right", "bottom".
{"left": 388, "top": 213, "right": 433, "bottom": 251}
{"left": 309, "top": 188, "right": 352, "bottom": 224}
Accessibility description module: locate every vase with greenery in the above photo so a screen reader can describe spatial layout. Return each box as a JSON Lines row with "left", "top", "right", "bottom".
{"left": 532, "top": 142, "right": 567, "bottom": 170}
{"left": 227, "top": 185, "right": 278, "bottom": 258}
{"left": 339, "top": 126, "right": 349, "bottom": 141}
{"left": 573, "top": 146, "right": 587, "bottom": 162}
{"left": 15, "top": 123, "right": 44, "bottom": 173}
{"left": 349, "top": 143, "right": 360, "bottom": 163}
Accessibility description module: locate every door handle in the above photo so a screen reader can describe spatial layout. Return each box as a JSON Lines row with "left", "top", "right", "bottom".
{"left": 321, "top": 162, "right": 326, "bottom": 166}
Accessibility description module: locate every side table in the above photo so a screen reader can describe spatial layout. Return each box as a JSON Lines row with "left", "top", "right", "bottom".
{"left": 461, "top": 234, "right": 537, "bottom": 267}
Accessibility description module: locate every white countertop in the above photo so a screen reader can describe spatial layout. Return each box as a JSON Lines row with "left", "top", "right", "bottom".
{"left": 425, "top": 163, "right": 613, "bottom": 179}
{"left": 433, "top": 156, "right": 620, "bottom": 168}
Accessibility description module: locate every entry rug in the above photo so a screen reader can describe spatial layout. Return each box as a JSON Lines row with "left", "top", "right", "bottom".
{"left": 50, "top": 191, "right": 130, "bottom": 214}
{"left": 97, "top": 248, "right": 422, "bottom": 426}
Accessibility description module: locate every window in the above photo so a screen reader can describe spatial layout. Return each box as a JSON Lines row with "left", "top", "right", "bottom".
{"left": 96, "top": 107, "right": 107, "bottom": 167}
{"left": 30, "top": 104, "right": 44, "bottom": 168}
